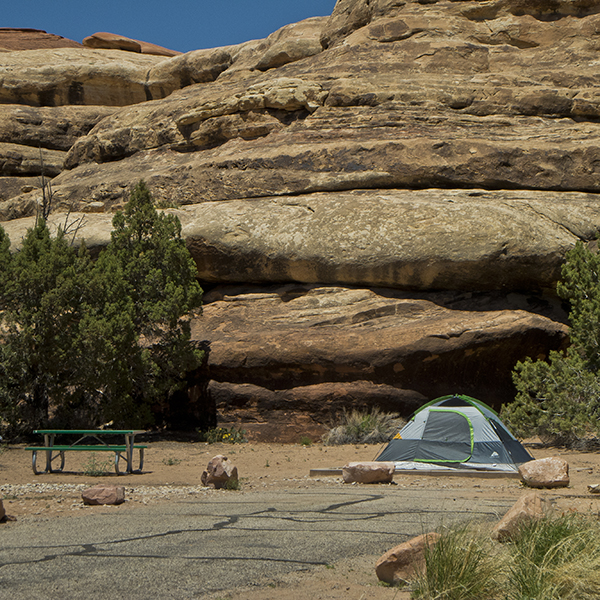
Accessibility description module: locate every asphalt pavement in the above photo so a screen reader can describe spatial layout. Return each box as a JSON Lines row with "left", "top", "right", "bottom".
{"left": 0, "top": 485, "right": 514, "bottom": 599}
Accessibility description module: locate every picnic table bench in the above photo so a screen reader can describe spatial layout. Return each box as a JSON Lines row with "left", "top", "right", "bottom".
{"left": 26, "top": 430, "right": 146, "bottom": 475}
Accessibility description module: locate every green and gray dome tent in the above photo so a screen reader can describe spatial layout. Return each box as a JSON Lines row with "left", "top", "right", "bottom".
{"left": 376, "top": 394, "right": 533, "bottom": 472}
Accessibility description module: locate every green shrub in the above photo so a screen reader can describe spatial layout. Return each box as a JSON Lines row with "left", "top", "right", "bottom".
{"left": 322, "top": 407, "right": 404, "bottom": 445}
{"left": 503, "top": 350, "right": 600, "bottom": 447}
{"left": 200, "top": 426, "right": 246, "bottom": 444}
{"left": 83, "top": 454, "right": 112, "bottom": 477}
{"left": 503, "top": 240, "right": 600, "bottom": 447}
{"left": 225, "top": 477, "right": 241, "bottom": 491}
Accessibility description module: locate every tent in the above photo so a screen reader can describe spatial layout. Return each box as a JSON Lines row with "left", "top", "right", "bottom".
{"left": 376, "top": 394, "right": 533, "bottom": 472}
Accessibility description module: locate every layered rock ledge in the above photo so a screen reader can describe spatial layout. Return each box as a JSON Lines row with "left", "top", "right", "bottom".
{"left": 0, "top": 0, "right": 595, "bottom": 433}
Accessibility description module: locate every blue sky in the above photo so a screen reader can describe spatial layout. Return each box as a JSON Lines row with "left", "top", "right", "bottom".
{"left": 2, "top": 1, "right": 338, "bottom": 53}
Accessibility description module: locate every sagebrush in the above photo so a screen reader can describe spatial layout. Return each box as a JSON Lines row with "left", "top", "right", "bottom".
{"left": 322, "top": 407, "right": 404, "bottom": 445}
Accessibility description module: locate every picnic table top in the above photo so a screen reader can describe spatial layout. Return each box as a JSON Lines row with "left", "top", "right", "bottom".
{"left": 33, "top": 429, "right": 146, "bottom": 435}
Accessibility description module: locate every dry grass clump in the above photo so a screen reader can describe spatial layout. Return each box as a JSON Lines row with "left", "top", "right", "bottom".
{"left": 322, "top": 407, "right": 405, "bottom": 445}
{"left": 506, "top": 514, "right": 600, "bottom": 600}
{"left": 412, "top": 524, "right": 498, "bottom": 600}
{"left": 408, "top": 514, "right": 600, "bottom": 600}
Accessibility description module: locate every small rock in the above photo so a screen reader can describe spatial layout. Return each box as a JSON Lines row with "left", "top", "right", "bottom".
{"left": 0, "top": 499, "right": 5, "bottom": 522}
{"left": 342, "top": 461, "right": 395, "bottom": 484}
{"left": 519, "top": 457, "right": 569, "bottom": 488}
{"left": 375, "top": 532, "right": 441, "bottom": 584}
{"left": 201, "top": 455, "right": 239, "bottom": 489}
{"left": 81, "top": 485, "right": 125, "bottom": 505}
{"left": 492, "top": 491, "right": 550, "bottom": 542}
{"left": 588, "top": 483, "right": 600, "bottom": 494}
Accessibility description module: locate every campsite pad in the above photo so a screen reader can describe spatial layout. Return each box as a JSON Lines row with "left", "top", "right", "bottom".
{"left": 1, "top": 439, "right": 598, "bottom": 515}
{"left": 2, "top": 441, "right": 600, "bottom": 600}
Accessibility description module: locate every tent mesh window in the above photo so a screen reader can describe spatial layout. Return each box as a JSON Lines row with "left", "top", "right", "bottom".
{"left": 414, "top": 410, "right": 473, "bottom": 463}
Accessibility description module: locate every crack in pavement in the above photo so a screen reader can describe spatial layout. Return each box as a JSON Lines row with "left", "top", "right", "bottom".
{"left": 0, "top": 492, "right": 508, "bottom": 571}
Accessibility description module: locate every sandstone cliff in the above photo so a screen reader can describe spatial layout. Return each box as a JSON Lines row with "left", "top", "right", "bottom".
{"left": 3, "top": 1, "right": 593, "bottom": 439}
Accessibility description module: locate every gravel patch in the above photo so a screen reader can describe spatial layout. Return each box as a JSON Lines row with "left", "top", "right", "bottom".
{"left": 1, "top": 482, "right": 212, "bottom": 502}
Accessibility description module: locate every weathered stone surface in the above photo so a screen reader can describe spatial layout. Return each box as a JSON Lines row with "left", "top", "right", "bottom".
{"left": 2, "top": 1, "right": 600, "bottom": 436}
{"left": 82, "top": 485, "right": 125, "bottom": 505}
{"left": 0, "top": 143, "right": 65, "bottom": 177}
{"left": 201, "top": 455, "right": 238, "bottom": 489}
{"left": 55, "top": 4, "right": 600, "bottom": 160}
{"left": 0, "top": 28, "right": 82, "bottom": 51}
{"left": 210, "top": 380, "right": 424, "bottom": 441}
{"left": 82, "top": 32, "right": 181, "bottom": 57}
{"left": 0, "top": 498, "right": 5, "bottom": 521}
{"left": 180, "top": 189, "right": 600, "bottom": 291}
{"left": 343, "top": 461, "right": 395, "bottom": 483}
{"left": 492, "top": 491, "right": 551, "bottom": 541}
{"left": 376, "top": 532, "right": 441, "bottom": 584}
{"left": 255, "top": 17, "right": 325, "bottom": 71}
{"left": 83, "top": 32, "right": 142, "bottom": 53}
{"left": 0, "top": 48, "right": 167, "bottom": 106}
{"left": 5, "top": 185, "right": 599, "bottom": 293}
{"left": 144, "top": 18, "right": 325, "bottom": 98}
{"left": 588, "top": 483, "right": 600, "bottom": 493}
{"left": 0, "top": 104, "right": 117, "bottom": 152}
{"left": 0, "top": 176, "right": 40, "bottom": 202}
{"left": 192, "top": 284, "right": 567, "bottom": 409}
{"left": 519, "top": 457, "right": 570, "bottom": 489}
{"left": 146, "top": 46, "right": 239, "bottom": 98}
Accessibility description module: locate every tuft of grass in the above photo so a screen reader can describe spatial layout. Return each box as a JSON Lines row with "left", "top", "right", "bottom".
{"left": 408, "top": 515, "right": 600, "bottom": 600}
{"left": 322, "top": 407, "right": 405, "bottom": 445}
{"left": 225, "top": 477, "right": 240, "bottom": 491}
{"left": 506, "top": 514, "right": 600, "bottom": 600}
{"left": 82, "top": 454, "right": 111, "bottom": 477}
{"left": 162, "top": 457, "right": 181, "bottom": 466}
{"left": 300, "top": 436, "right": 312, "bottom": 446}
{"left": 412, "top": 525, "right": 498, "bottom": 600}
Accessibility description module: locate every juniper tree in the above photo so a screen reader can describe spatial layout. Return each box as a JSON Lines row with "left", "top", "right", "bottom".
{"left": 0, "top": 220, "right": 92, "bottom": 432}
{"left": 502, "top": 240, "right": 600, "bottom": 445}
{"left": 0, "top": 181, "right": 204, "bottom": 435}
{"left": 89, "top": 181, "right": 204, "bottom": 426}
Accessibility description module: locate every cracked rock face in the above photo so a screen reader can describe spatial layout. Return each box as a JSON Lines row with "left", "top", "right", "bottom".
{"left": 0, "top": 1, "right": 591, "bottom": 433}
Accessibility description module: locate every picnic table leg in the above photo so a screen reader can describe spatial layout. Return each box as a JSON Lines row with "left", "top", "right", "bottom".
{"left": 44, "top": 434, "right": 53, "bottom": 473}
{"left": 125, "top": 433, "right": 134, "bottom": 474}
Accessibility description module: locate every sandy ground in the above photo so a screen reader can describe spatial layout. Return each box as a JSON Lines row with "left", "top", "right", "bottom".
{"left": 2, "top": 439, "right": 600, "bottom": 600}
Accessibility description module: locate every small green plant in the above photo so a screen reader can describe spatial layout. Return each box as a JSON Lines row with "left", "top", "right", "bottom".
{"left": 82, "top": 454, "right": 111, "bottom": 477}
{"left": 322, "top": 407, "right": 405, "bottom": 445}
{"left": 162, "top": 457, "right": 181, "bottom": 466}
{"left": 300, "top": 436, "right": 312, "bottom": 446}
{"left": 225, "top": 477, "right": 241, "bottom": 491}
{"left": 199, "top": 426, "right": 247, "bottom": 444}
{"left": 412, "top": 525, "right": 497, "bottom": 600}
{"left": 265, "top": 459, "right": 270, "bottom": 467}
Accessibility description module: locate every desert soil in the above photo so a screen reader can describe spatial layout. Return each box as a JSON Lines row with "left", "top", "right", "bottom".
{"left": 2, "top": 439, "right": 600, "bottom": 600}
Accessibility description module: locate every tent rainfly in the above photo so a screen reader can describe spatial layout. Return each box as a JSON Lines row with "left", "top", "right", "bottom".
{"left": 376, "top": 394, "right": 533, "bottom": 472}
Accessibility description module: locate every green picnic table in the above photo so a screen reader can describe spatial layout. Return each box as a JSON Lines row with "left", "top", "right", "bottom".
{"left": 26, "top": 430, "right": 147, "bottom": 475}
